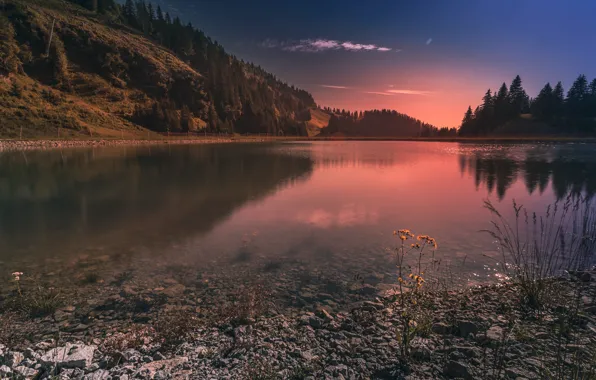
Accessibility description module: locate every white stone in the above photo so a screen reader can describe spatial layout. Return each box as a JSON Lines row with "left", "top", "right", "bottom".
{"left": 41, "top": 344, "right": 97, "bottom": 369}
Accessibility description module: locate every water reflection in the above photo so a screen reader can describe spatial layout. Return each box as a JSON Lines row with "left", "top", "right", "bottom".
{"left": 0, "top": 144, "right": 313, "bottom": 259}
{"left": 459, "top": 144, "right": 596, "bottom": 200}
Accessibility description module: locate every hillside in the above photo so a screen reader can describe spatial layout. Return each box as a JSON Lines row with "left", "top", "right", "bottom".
{"left": 0, "top": 0, "right": 315, "bottom": 138}
{"left": 305, "top": 108, "right": 331, "bottom": 137}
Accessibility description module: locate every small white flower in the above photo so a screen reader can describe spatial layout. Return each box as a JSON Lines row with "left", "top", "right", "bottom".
{"left": 11, "top": 272, "right": 23, "bottom": 281}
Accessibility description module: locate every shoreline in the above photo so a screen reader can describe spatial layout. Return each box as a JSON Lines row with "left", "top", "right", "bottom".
{"left": 0, "top": 137, "right": 264, "bottom": 152}
{"left": 1, "top": 270, "right": 594, "bottom": 379}
{"left": 0, "top": 135, "right": 595, "bottom": 152}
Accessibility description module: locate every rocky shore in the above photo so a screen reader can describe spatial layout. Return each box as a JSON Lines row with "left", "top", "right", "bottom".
{"left": 0, "top": 137, "right": 268, "bottom": 151}
{"left": 1, "top": 270, "right": 594, "bottom": 380}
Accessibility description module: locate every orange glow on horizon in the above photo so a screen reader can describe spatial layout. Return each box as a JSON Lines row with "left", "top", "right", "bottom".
{"left": 309, "top": 62, "right": 511, "bottom": 128}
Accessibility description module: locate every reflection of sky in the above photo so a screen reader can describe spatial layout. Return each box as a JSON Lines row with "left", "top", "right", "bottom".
{"left": 3, "top": 142, "right": 595, "bottom": 284}
{"left": 196, "top": 142, "right": 572, "bottom": 282}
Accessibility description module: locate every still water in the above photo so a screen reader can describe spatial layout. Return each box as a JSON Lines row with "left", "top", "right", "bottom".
{"left": 1, "top": 141, "right": 595, "bottom": 290}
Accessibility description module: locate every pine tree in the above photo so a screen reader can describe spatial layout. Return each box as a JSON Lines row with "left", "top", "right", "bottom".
{"left": 508, "top": 75, "right": 529, "bottom": 115}
{"left": 531, "top": 83, "right": 553, "bottom": 120}
{"left": 123, "top": 0, "right": 136, "bottom": 27}
{"left": 552, "top": 81, "right": 565, "bottom": 118}
{"left": 462, "top": 106, "right": 473, "bottom": 125}
{"left": 566, "top": 74, "right": 588, "bottom": 118}
{"left": 494, "top": 83, "right": 509, "bottom": 123}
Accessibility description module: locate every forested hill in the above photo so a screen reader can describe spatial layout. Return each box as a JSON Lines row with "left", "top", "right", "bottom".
{"left": 318, "top": 108, "right": 456, "bottom": 138}
{"left": 0, "top": 0, "right": 315, "bottom": 137}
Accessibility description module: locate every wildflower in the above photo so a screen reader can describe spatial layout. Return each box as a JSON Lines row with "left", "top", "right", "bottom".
{"left": 408, "top": 273, "right": 414, "bottom": 279}
{"left": 400, "top": 235, "right": 407, "bottom": 241}
{"left": 11, "top": 272, "right": 23, "bottom": 281}
{"left": 393, "top": 230, "right": 397, "bottom": 236}
{"left": 398, "top": 277, "right": 404, "bottom": 283}
{"left": 408, "top": 320, "right": 418, "bottom": 328}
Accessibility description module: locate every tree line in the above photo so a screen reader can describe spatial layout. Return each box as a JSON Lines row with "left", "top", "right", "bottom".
{"left": 319, "top": 109, "right": 457, "bottom": 137}
{"left": 460, "top": 74, "right": 596, "bottom": 136}
{"left": 65, "top": 0, "right": 315, "bottom": 134}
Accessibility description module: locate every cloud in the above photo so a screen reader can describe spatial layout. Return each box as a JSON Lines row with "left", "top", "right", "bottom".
{"left": 260, "top": 38, "right": 279, "bottom": 49}
{"left": 388, "top": 84, "right": 394, "bottom": 88}
{"left": 262, "top": 38, "right": 394, "bottom": 53}
{"left": 365, "top": 91, "right": 395, "bottom": 96}
{"left": 387, "top": 89, "right": 433, "bottom": 95}
{"left": 426, "top": 38, "right": 433, "bottom": 45}
{"left": 321, "top": 85, "right": 349, "bottom": 89}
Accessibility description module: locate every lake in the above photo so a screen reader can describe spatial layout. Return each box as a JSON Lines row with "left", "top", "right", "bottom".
{"left": 1, "top": 141, "right": 596, "bottom": 308}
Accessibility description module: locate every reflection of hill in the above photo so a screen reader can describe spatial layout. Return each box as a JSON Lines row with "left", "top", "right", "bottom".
{"left": 0, "top": 144, "right": 313, "bottom": 257}
{"left": 459, "top": 144, "right": 596, "bottom": 199}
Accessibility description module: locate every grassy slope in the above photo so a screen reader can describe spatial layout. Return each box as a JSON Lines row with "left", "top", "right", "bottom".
{"left": 1, "top": 0, "right": 206, "bottom": 138}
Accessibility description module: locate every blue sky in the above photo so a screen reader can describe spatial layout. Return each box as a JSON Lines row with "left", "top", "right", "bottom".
{"left": 153, "top": 0, "right": 596, "bottom": 126}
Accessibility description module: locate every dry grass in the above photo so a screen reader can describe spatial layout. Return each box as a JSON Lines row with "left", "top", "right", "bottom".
{"left": 484, "top": 196, "right": 596, "bottom": 309}
{"left": 152, "top": 308, "right": 200, "bottom": 350}
{"left": 212, "top": 282, "right": 273, "bottom": 327}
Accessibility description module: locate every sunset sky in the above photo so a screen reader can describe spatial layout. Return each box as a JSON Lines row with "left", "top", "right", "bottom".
{"left": 156, "top": 0, "right": 596, "bottom": 128}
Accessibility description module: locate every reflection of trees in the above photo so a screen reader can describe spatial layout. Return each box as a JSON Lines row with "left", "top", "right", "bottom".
{"left": 0, "top": 145, "right": 313, "bottom": 256}
{"left": 460, "top": 147, "right": 596, "bottom": 200}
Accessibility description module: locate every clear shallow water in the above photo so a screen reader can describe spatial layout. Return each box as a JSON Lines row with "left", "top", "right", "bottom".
{"left": 1, "top": 141, "right": 596, "bottom": 288}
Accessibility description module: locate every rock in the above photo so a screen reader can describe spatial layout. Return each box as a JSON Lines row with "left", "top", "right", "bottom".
{"left": 41, "top": 344, "right": 97, "bottom": 369}
{"left": 120, "top": 285, "right": 137, "bottom": 297}
{"left": 24, "top": 348, "right": 39, "bottom": 360}
{"left": 457, "top": 320, "right": 479, "bottom": 338}
{"left": 444, "top": 360, "right": 472, "bottom": 379}
{"left": 580, "top": 272, "right": 592, "bottom": 283}
{"left": 361, "top": 301, "right": 385, "bottom": 311}
{"left": 485, "top": 325, "right": 504, "bottom": 342}
{"left": 315, "top": 308, "right": 334, "bottom": 321}
{"left": 134, "top": 357, "right": 188, "bottom": 379}
{"left": 153, "top": 370, "right": 169, "bottom": 379}
{"left": 161, "top": 284, "right": 186, "bottom": 298}
{"left": 14, "top": 365, "right": 39, "bottom": 378}
{"left": 308, "top": 316, "right": 324, "bottom": 329}
{"left": 301, "top": 350, "right": 317, "bottom": 361}
{"left": 4, "top": 351, "right": 24, "bottom": 367}
{"left": 84, "top": 369, "right": 110, "bottom": 379}
{"left": 454, "top": 346, "right": 479, "bottom": 358}
{"left": 121, "top": 349, "right": 141, "bottom": 362}
{"left": 412, "top": 345, "right": 431, "bottom": 361}
{"left": 54, "top": 310, "right": 71, "bottom": 322}
{"left": 359, "top": 284, "right": 378, "bottom": 296}
{"left": 432, "top": 322, "right": 451, "bottom": 334}
{"left": 506, "top": 367, "right": 535, "bottom": 379}
{"left": 0, "top": 365, "right": 12, "bottom": 376}
{"left": 153, "top": 352, "right": 166, "bottom": 361}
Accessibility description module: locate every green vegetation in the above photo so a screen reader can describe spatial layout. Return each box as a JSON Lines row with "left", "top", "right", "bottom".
{"left": 460, "top": 74, "right": 596, "bottom": 136}
{"left": 0, "top": 0, "right": 314, "bottom": 138}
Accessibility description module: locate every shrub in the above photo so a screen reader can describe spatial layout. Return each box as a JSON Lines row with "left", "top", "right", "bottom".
{"left": 100, "top": 324, "right": 155, "bottom": 363}
{"left": 153, "top": 308, "right": 200, "bottom": 350}
{"left": 214, "top": 282, "right": 272, "bottom": 327}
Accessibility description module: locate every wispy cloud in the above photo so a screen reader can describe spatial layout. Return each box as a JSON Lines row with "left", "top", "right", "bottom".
{"left": 321, "top": 85, "right": 350, "bottom": 89}
{"left": 365, "top": 91, "right": 395, "bottom": 96}
{"left": 426, "top": 38, "right": 433, "bottom": 45}
{"left": 262, "top": 38, "right": 394, "bottom": 53}
{"left": 387, "top": 89, "right": 433, "bottom": 95}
